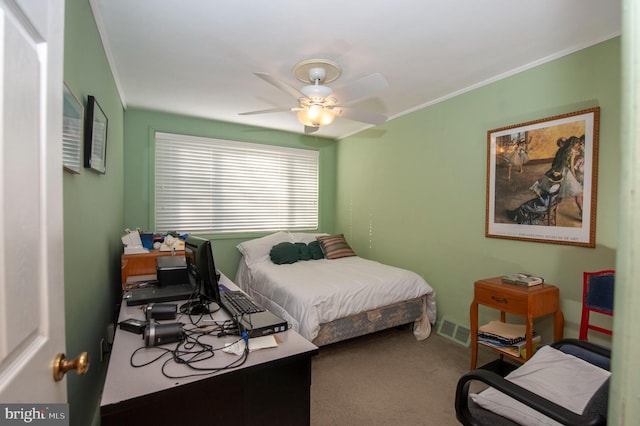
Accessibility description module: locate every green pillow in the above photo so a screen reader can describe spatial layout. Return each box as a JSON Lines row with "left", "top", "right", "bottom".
{"left": 269, "top": 242, "right": 299, "bottom": 264}
{"left": 295, "top": 242, "right": 311, "bottom": 261}
{"left": 308, "top": 240, "right": 324, "bottom": 260}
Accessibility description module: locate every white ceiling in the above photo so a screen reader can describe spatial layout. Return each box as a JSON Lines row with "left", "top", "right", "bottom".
{"left": 91, "top": 0, "right": 620, "bottom": 139}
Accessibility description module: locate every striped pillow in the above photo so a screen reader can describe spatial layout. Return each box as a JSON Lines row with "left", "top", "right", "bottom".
{"left": 317, "top": 234, "right": 356, "bottom": 259}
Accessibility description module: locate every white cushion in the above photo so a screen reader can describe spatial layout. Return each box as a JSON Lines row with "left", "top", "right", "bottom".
{"left": 470, "top": 345, "right": 610, "bottom": 426}
{"left": 236, "top": 232, "right": 291, "bottom": 265}
{"left": 287, "top": 232, "right": 329, "bottom": 244}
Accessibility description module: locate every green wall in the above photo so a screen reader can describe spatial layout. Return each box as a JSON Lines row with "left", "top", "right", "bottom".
{"left": 63, "top": 1, "right": 125, "bottom": 425}
{"left": 336, "top": 37, "right": 620, "bottom": 339}
{"left": 123, "top": 109, "right": 337, "bottom": 277}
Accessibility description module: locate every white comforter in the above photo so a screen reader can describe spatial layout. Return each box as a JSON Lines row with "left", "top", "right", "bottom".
{"left": 235, "top": 256, "right": 436, "bottom": 342}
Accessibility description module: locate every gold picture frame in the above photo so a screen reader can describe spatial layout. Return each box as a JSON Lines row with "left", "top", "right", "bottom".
{"left": 485, "top": 107, "right": 600, "bottom": 247}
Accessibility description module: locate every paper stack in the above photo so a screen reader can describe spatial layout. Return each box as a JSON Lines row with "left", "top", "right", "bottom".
{"left": 478, "top": 321, "right": 540, "bottom": 358}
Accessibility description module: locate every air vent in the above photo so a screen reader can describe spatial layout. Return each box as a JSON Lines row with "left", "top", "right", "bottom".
{"left": 437, "top": 317, "right": 471, "bottom": 347}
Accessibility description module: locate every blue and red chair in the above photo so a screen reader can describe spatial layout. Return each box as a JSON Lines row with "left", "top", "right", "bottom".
{"left": 579, "top": 270, "right": 615, "bottom": 341}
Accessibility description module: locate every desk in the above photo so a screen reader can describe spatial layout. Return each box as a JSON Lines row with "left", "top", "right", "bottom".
{"left": 470, "top": 277, "right": 563, "bottom": 370}
{"left": 101, "top": 276, "right": 318, "bottom": 426}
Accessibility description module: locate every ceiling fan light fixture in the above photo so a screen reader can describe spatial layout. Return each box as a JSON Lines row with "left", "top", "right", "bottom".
{"left": 300, "top": 84, "right": 333, "bottom": 100}
{"left": 297, "top": 107, "right": 335, "bottom": 127}
{"left": 319, "top": 109, "right": 336, "bottom": 125}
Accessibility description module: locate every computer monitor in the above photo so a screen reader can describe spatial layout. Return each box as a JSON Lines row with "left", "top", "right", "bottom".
{"left": 179, "top": 235, "right": 221, "bottom": 315}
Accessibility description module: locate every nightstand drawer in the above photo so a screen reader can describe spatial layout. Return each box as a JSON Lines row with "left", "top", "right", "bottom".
{"left": 474, "top": 286, "right": 527, "bottom": 313}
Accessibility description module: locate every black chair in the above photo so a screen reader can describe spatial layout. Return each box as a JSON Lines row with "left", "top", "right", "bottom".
{"left": 543, "top": 185, "right": 561, "bottom": 226}
{"left": 455, "top": 339, "right": 610, "bottom": 426}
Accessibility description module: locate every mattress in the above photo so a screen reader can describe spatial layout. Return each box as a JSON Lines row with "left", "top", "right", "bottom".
{"left": 236, "top": 256, "right": 436, "bottom": 343}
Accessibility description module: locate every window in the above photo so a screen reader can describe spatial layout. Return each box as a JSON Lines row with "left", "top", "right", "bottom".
{"left": 155, "top": 132, "right": 319, "bottom": 233}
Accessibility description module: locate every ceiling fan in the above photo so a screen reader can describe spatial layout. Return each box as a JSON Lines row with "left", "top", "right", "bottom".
{"left": 240, "top": 59, "right": 388, "bottom": 134}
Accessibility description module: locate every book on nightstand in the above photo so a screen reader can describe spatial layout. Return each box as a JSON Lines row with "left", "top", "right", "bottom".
{"left": 479, "top": 334, "right": 542, "bottom": 358}
{"left": 501, "top": 273, "right": 544, "bottom": 287}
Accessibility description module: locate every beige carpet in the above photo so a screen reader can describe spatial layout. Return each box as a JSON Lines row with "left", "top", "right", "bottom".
{"left": 310, "top": 326, "right": 494, "bottom": 426}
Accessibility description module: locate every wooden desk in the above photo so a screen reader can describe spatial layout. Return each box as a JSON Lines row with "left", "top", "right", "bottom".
{"left": 470, "top": 277, "right": 563, "bottom": 370}
{"left": 120, "top": 250, "right": 181, "bottom": 289}
{"left": 101, "top": 276, "right": 319, "bottom": 425}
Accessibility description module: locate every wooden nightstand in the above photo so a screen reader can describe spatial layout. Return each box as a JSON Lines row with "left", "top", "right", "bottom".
{"left": 470, "top": 277, "right": 564, "bottom": 369}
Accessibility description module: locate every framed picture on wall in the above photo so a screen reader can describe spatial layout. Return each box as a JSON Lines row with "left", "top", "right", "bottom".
{"left": 84, "top": 95, "right": 108, "bottom": 174}
{"left": 62, "top": 82, "right": 83, "bottom": 174}
{"left": 485, "top": 107, "right": 600, "bottom": 247}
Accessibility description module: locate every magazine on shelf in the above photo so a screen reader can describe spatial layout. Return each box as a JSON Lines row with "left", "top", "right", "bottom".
{"left": 501, "top": 273, "right": 544, "bottom": 286}
{"left": 479, "top": 321, "right": 530, "bottom": 341}
{"left": 479, "top": 334, "right": 542, "bottom": 358}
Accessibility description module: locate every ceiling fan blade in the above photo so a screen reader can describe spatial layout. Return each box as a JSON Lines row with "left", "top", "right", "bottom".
{"left": 239, "top": 107, "right": 294, "bottom": 116}
{"left": 336, "top": 107, "right": 387, "bottom": 125}
{"left": 304, "top": 125, "right": 319, "bottom": 134}
{"left": 254, "top": 72, "right": 305, "bottom": 100}
{"left": 332, "top": 73, "right": 388, "bottom": 105}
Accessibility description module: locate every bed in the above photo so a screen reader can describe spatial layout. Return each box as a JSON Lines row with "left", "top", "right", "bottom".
{"left": 235, "top": 232, "right": 437, "bottom": 346}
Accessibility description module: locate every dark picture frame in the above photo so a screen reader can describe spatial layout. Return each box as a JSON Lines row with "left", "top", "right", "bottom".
{"left": 62, "top": 82, "right": 84, "bottom": 174}
{"left": 84, "top": 95, "right": 108, "bottom": 174}
{"left": 485, "top": 107, "right": 600, "bottom": 247}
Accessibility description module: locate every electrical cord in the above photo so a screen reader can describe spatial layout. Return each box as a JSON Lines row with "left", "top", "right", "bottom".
{"left": 163, "top": 332, "right": 250, "bottom": 378}
{"left": 129, "top": 322, "right": 250, "bottom": 379}
{"left": 177, "top": 299, "right": 222, "bottom": 326}
{"left": 233, "top": 311, "right": 254, "bottom": 335}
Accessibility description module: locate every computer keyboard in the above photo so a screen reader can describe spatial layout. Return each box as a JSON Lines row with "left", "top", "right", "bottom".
{"left": 220, "top": 291, "right": 265, "bottom": 317}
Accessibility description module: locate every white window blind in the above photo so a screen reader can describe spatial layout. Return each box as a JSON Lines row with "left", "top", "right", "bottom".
{"left": 62, "top": 115, "right": 82, "bottom": 172}
{"left": 155, "top": 132, "right": 319, "bottom": 233}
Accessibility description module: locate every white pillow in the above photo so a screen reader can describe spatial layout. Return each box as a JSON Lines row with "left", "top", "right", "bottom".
{"left": 470, "top": 345, "right": 610, "bottom": 426}
{"left": 287, "top": 232, "right": 329, "bottom": 244}
{"left": 236, "top": 232, "right": 291, "bottom": 265}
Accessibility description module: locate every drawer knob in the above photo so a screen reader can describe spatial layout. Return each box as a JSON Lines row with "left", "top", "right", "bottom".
{"left": 491, "top": 296, "right": 508, "bottom": 303}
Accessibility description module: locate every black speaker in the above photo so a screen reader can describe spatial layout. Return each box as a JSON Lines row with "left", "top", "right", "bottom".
{"left": 145, "top": 303, "right": 177, "bottom": 320}
{"left": 156, "top": 256, "right": 189, "bottom": 286}
{"left": 143, "top": 322, "right": 184, "bottom": 346}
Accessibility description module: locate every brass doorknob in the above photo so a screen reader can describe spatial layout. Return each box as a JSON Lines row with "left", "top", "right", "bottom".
{"left": 53, "top": 352, "right": 89, "bottom": 381}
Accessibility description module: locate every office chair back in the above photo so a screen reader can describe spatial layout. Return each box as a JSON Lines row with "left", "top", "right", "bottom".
{"left": 579, "top": 270, "right": 615, "bottom": 341}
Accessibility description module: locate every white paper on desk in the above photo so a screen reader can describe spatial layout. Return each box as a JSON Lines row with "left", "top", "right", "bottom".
{"left": 159, "top": 235, "right": 185, "bottom": 252}
{"left": 223, "top": 335, "right": 278, "bottom": 356}
{"left": 122, "top": 230, "right": 143, "bottom": 247}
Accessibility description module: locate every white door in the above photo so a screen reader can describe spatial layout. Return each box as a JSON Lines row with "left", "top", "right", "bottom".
{"left": 0, "top": 0, "right": 68, "bottom": 402}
